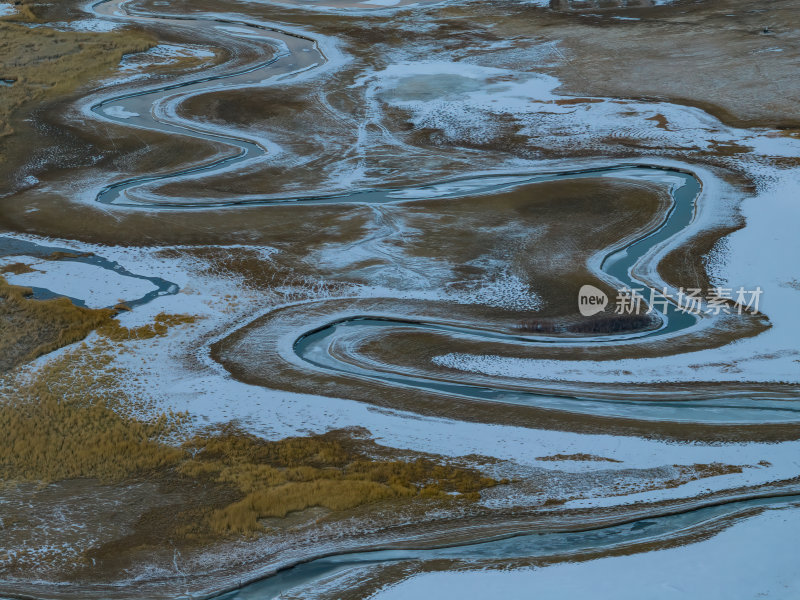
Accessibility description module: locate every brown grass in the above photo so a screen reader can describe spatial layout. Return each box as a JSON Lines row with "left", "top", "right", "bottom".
{"left": 0, "top": 343, "right": 188, "bottom": 482}
{"left": 537, "top": 453, "right": 622, "bottom": 463}
{"left": 180, "top": 427, "right": 500, "bottom": 534}
{"left": 0, "top": 307, "right": 207, "bottom": 483}
{"left": 553, "top": 97, "right": 604, "bottom": 105}
{"left": 98, "top": 312, "right": 197, "bottom": 341}
{"left": 0, "top": 338, "right": 499, "bottom": 540}
{"left": 663, "top": 462, "right": 744, "bottom": 489}
{"left": 0, "top": 275, "right": 115, "bottom": 372}
{"left": 44, "top": 251, "right": 93, "bottom": 261}
{"left": 0, "top": 19, "right": 154, "bottom": 159}
{"left": 0, "top": 0, "right": 36, "bottom": 22}
{"left": 695, "top": 140, "right": 754, "bottom": 157}
{"left": 0, "top": 271, "right": 199, "bottom": 373}
{"left": 0, "top": 261, "right": 37, "bottom": 275}
{"left": 646, "top": 113, "right": 669, "bottom": 130}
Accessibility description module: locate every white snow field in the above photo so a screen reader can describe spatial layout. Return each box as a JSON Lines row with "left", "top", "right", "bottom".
{"left": 371, "top": 505, "right": 800, "bottom": 600}
{"left": 0, "top": 255, "right": 158, "bottom": 308}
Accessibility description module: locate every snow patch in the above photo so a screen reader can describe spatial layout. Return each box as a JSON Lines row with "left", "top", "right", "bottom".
{"left": 103, "top": 105, "right": 139, "bottom": 119}
{"left": 371, "top": 506, "right": 800, "bottom": 600}
{"left": 0, "top": 255, "right": 158, "bottom": 308}
{"left": 119, "top": 43, "right": 216, "bottom": 72}
{"left": 58, "top": 18, "right": 121, "bottom": 32}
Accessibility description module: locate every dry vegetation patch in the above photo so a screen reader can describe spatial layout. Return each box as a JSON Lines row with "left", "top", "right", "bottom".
{"left": 663, "top": 462, "right": 745, "bottom": 489}
{"left": 0, "top": 360, "right": 187, "bottom": 482}
{"left": 536, "top": 453, "right": 622, "bottom": 463}
{"left": 0, "top": 268, "right": 198, "bottom": 372}
{"left": 98, "top": 311, "right": 197, "bottom": 341}
{"left": 0, "top": 337, "right": 500, "bottom": 565}
{"left": 0, "top": 15, "right": 154, "bottom": 166}
{"left": 0, "top": 261, "right": 37, "bottom": 275}
{"left": 179, "top": 427, "right": 501, "bottom": 535}
{"left": 0, "top": 275, "right": 115, "bottom": 372}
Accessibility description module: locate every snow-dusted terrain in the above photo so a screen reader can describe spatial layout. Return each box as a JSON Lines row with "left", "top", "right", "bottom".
{"left": 371, "top": 505, "right": 800, "bottom": 600}
{"left": 2, "top": 0, "right": 799, "bottom": 596}
{"left": 0, "top": 255, "right": 159, "bottom": 308}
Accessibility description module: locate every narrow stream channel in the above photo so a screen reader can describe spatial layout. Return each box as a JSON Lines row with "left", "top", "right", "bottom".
{"left": 217, "top": 494, "right": 800, "bottom": 599}
{"left": 290, "top": 167, "right": 799, "bottom": 424}
{"left": 85, "top": 3, "right": 796, "bottom": 423}
{"left": 19, "top": 5, "right": 792, "bottom": 598}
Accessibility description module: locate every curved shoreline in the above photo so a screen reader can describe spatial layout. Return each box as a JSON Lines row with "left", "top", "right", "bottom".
{"left": 0, "top": 2, "right": 791, "bottom": 599}
{"left": 1, "top": 485, "right": 797, "bottom": 600}
{"left": 0, "top": 235, "right": 178, "bottom": 308}
{"left": 283, "top": 166, "right": 793, "bottom": 424}
{"left": 87, "top": 0, "right": 328, "bottom": 207}
{"left": 212, "top": 490, "right": 800, "bottom": 600}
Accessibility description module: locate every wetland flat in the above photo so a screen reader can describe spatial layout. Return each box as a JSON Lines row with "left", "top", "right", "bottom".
{"left": 0, "top": 0, "right": 799, "bottom": 598}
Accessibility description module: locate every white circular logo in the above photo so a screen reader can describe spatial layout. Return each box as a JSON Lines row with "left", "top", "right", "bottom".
{"left": 578, "top": 284, "right": 608, "bottom": 316}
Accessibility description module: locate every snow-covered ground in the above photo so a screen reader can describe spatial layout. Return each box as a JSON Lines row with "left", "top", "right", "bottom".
{"left": 347, "top": 59, "right": 800, "bottom": 385}
{"left": 433, "top": 165, "right": 800, "bottom": 384}
{"left": 118, "top": 44, "right": 216, "bottom": 72}
{"left": 357, "top": 60, "right": 747, "bottom": 150}
{"left": 4, "top": 0, "right": 797, "bottom": 533}
{"left": 5, "top": 14, "right": 798, "bottom": 446}
{"left": 2, "top": 0, "right": 797, "bottom": 593}
{"left": 0, "top": 2, "right": 16, "bottom": 17}
{"left": 3, "top": 234, "right": 792, "bottom": 513}
{"left": 370, "top": 504, "right": 800, "bottom": 600}
{"left": 0, "top": 255, "right": 158, "bottom": 308}
{"left": 52, "top": 18, "right": 121, "bottom": 32}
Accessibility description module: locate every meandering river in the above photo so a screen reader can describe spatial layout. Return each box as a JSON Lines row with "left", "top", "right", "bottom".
{"left": 19, "top": 2, "right": 790, "bottom": 598}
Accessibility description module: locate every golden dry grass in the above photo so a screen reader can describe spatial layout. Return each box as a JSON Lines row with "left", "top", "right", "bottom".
{"left": 0, "top": 341, "right": 188, "bottom": 482}
{"left": 0, "top": 336, "right": 499, "bottom": 539}
{"left": 0, "top": 275, "right": 115, "bottom": 372}
{"left": 0, "top": 0, "right": 36, "bottom": 22}
{"left": 0, "top": 262, "right": 37, "bottom": 275}
{"left": 536, "top": 453, "right": 622, "bottom": 463}
{"left": 98, "top": 312, "right": 197, "bottom": 341}
{"left": 0, "top": 307, "right": 204, "bottom": 483}
{"left": 0, "top": 269, "right": 198, "bottom": 372}
{"left": 663, "top": 462, "right": 744, "bottom": 489}
{"left": 180, "top": 427, "right": 500, "bottom": 534}
{"left": 0, "top": 19, "right": 153, "bottom": 151}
